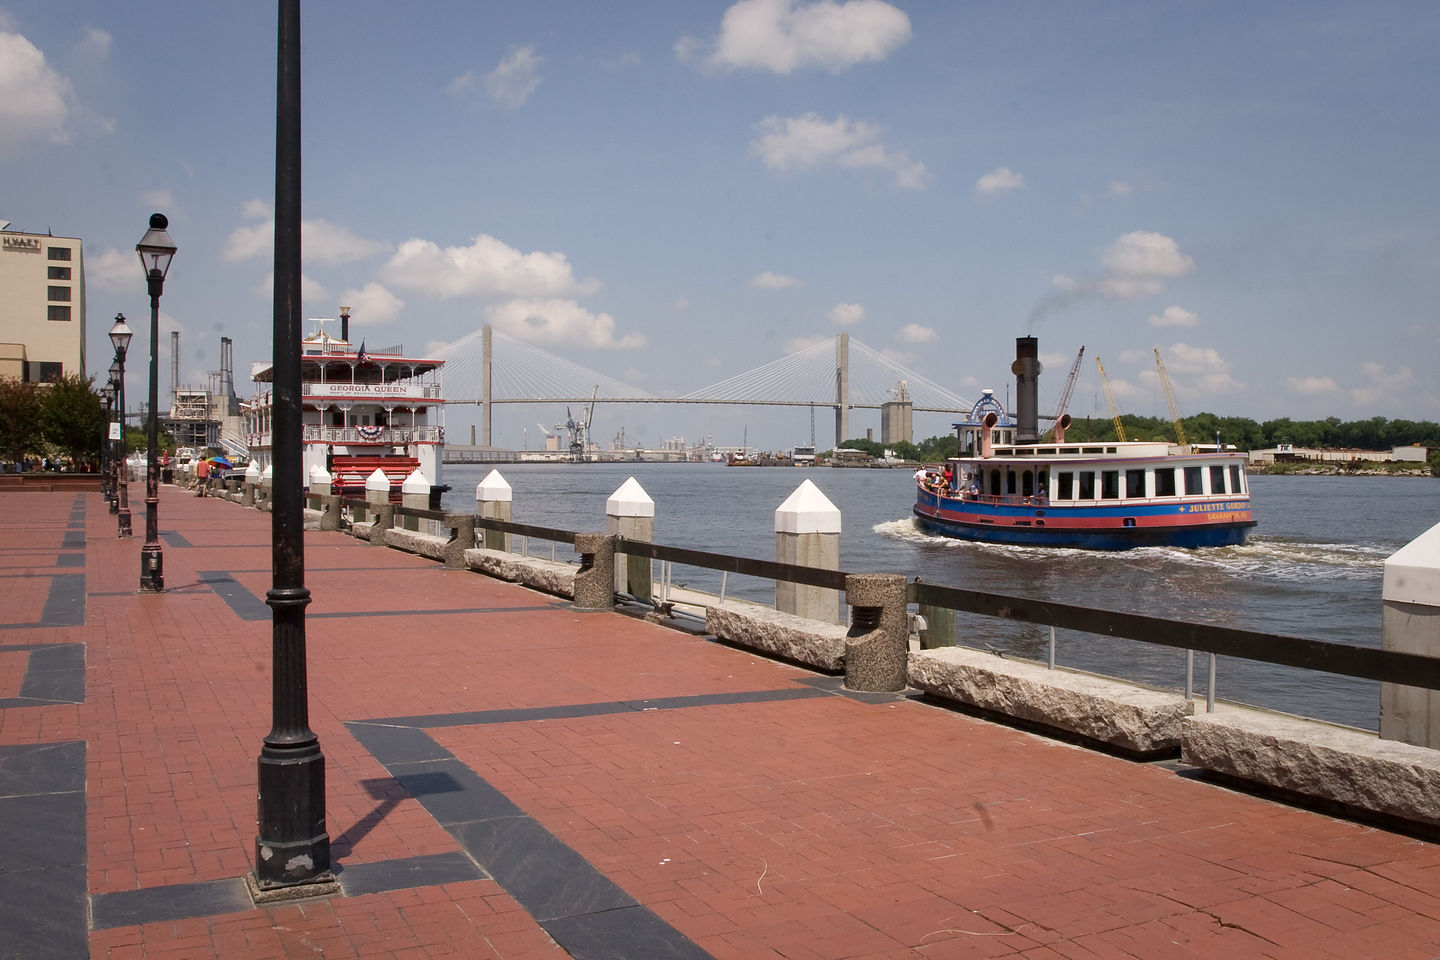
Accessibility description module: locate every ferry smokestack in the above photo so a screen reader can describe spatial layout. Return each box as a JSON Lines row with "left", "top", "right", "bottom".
{"left": 1014, "top": 336, "right": 1040, "bottom": 444}
{"left": 1053, "top": 413, "right": 1072, "bottom": 444}
{"left": 340, "top": 305, "right": 350, "bottom": 343}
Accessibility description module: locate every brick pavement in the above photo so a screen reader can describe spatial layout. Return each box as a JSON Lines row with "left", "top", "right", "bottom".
{"left": 2, "top": 485, "right": 1440, "bottom": 958}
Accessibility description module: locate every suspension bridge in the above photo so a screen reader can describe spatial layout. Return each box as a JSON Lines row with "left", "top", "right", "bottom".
{"left": 436, "top": 325, "right": 973, "bottom": 448}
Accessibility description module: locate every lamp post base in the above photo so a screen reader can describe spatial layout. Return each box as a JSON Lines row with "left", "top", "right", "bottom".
{"left": 255, "top": 744, "right": 332, "bottom": 891}
{"left": 139, "top": 544, "right": 164, "bottom": 592}
{"left": 117, "top": 509, "right": 132, "bottom": 538}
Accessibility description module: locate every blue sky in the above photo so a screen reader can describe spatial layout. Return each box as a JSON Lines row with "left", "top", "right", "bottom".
{"left": 3, "top": 1, "right": 1437, "bottom": 451}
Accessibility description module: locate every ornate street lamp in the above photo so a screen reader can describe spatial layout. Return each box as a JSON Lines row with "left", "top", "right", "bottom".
{"left": 109, "top": 316, "right": 133, "bottom": 537}
{"left": 100, "top": 382, "right": 115, "bottom": 507}
{"left": 136, "top": 214, "right": 176, "bottom": 593}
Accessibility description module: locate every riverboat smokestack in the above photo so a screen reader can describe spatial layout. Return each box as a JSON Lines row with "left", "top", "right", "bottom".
{"left": 1053, "top": 413, "right": 1071, "bottom": 443}
{"left": 340, "top": 305, "right": 350, "bottom": 343}
{"left": 1015, "top": 336, "right": 1040, "bottom": 444}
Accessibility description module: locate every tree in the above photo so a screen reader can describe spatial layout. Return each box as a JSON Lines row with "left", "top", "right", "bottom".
{"left": 39, "top": 374, "right": 104, "bottom": 464}
{"left": 0, "top": 377, "right": 43, "bottom": 466}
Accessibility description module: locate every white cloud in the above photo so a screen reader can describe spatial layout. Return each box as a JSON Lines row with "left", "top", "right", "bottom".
{"left": 685, "top": 0, "right": 911, "bottom": 74}
{"left": 339, "top": 282, "right": 405, "bottom": 326}
{"left": 223, "top": 205, "right": 387, "bottom": 265}
{"left": 1148, "top": 305, "right": 1199, "bottom": 328}
{"left": 86, "top": 248, "right": 137, "bottom": 290}
{"left": 750, "top": 112, "right": 927, "bottom": 189}
{"left": 0, "top": 29, "right": 74, "bottom": 155}
{"left": 898, "top": 322, "right": 937, "bottom": 343}
{"left": 975, "top": 167, "right": 1024, "bottom": 199}
{"left": 1108, "top": 179, "right": 1134, "bottom": 198}
{"left": 452, "top": 45, "right": 543, "bottom": 109}
{"left": 829, "top": 302, "right": 865, "bottom": 326}
{"left": 1100, "top": 231, "right": 1195, "bottom": 295}
{"left": 1160, "top": 342, "right": 1242, "bottom": 394}
{"left": 1350, "top": 362, "right": 1415, "bottom": 409}
{"left": 76, "top": 26, "right": 111, "bottom": 60}
{"left": 486, "top": 298, "right": 645, "bottom": 349}
{"left": 752, "top": 271, "right": 801, "bottom": 289}
{"left": 141, "top": 190, "right": 177, "bottom": 214}
{"left": 1286, "top": 375, "right": 1339, "bottom": 396}
{"left": 783, "top": 333, "right": 830, "bottom": 353}
{"left": 381, "top": 234, "right": 598, "bottom": 299}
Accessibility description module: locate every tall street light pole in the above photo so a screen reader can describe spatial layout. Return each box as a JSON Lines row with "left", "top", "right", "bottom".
{"left": 252, "top": 0, "right": 333, "bottom": 898}
{"left": 136, "top": 215, "right": 176, "bottom": 594}
{"left": 109, "top": 317, "right": 133, "bottom": 537}
{"left": 100, "top": 383, "right": 115, "bottom": 507}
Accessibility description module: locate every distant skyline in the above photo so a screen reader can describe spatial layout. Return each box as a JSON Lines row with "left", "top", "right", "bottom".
{"left": 2, "top": 1, "right": 1436, "bottom": 450}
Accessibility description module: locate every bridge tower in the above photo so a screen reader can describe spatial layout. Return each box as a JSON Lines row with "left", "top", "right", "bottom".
{"left": 481, "top": 324, "right": 492, "bottom": 447}
{"left": 835, "top": 332, "right": 850, "bottom": 446}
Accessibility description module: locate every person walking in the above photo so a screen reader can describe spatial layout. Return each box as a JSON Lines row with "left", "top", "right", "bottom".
{"left": 196, "top": 457, "right": 211, "bottom": 497}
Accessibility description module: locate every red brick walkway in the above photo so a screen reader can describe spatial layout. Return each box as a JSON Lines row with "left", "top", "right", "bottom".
{"left": 3, "top": 486, "right": 1440, "bottom": 958}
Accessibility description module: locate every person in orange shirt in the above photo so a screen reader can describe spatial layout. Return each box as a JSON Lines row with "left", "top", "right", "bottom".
{"left": 196, "top": 457, "right": 212, "bottom": 497}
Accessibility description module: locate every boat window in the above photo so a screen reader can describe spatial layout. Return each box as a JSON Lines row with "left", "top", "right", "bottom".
{"left": 1210, "top": 465, "right": 1226, "bottom": 495}
{"left": 1022, "top": 470, "right": 1034, "bottom": 496}
{"left": 1229, "top": 464, "right": 1243, "bottom": 494}
{"left": 1082, "top": 447, "right": 1104, "bottom": 454}
{"left": 1184, "top": 466, "right": 1203, "bottom": 495}
{"left": 1155, "top": 468, "right": 1177, "bottom": 497}
{"left": 1057, "top": 471, "right": 1073, "bottom": 500}
{"left": 1006, "top": 471, "right": 1017, "bottom": 495}
{"left": 1101, "top": 470, "right": 1120, "bottom": 499}
{"left": 989, "top": 469, "right": 1002, "bottom": 496}
{"left": 1126, "top": 469, "right": 1145, "bottom": 498}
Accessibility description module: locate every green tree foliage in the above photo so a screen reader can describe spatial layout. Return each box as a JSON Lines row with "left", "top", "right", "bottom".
{"left": 39, "top": 374, "right": 104, "bottom": 464}
{"left": 0, "top": 377, "right": 43, "bottom": 465}
{"left": 837, "top": 437, "right": 885, "bottom": 458}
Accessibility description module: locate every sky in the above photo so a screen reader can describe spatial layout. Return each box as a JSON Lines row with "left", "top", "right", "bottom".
{"left": 2, "top": 1, "right": 1437, "bottom": 452}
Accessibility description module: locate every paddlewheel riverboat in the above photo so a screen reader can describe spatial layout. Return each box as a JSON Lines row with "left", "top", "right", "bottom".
{"left": 244, "top": 315, "right": 445, "bottom": 502}
{"left": 914, "top": 337, "right": 1255, "bottom": 550}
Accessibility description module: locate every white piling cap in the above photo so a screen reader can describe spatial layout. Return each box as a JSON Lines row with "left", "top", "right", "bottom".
{"left": 1384, "top": 519, "right": 1440, "bottom": 608}
{"left": 308, "top": 464, "right": 332, "bottom": 484}
{"left": 365, "top": 468, "right": 391, "bottom": 492}
{"left": 775, "top": 478, "right": 841, "bottom": 534}
{"left": 401, "top": 469, "right": 430, "bottom": 494}
{"left": 476, "top": 468, "right": 512, "bottom": 502}
{"left": 606, "top": 476, "right": 654, "bottom": 518}
{"left": 245, "top": 462, "right": 262, "bottom": 480}
{"left": 260, "top": 463, "right": 274, "bottom": 483}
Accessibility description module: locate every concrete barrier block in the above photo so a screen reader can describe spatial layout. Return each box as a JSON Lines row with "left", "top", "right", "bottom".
{"left": 384, "top": 527, "right": 448, "bottom": 562}
{"left": 463, "top": 548, "right": 576, "bottom": 599}
{"left": 909, "top": 646, "right": 1193, "bottom": 754}
{"left": 443, "top": 514, "right": 476, "bottom": 568}
{"left": 705, "top": 600, "right": 848, "bottom": 671}
{"left": 844, "top": 573, "right": 909, "bottom": 692}
{"left": 1182, "top": 706, "right": 1440, "bottom": 827}
{"left": 572, "top": 533, "right": 614, "bottom": 609}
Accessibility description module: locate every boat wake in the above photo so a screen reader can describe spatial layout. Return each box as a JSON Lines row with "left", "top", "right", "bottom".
{"left": 874, "top": 518, "right": 1387, "bottom": 582}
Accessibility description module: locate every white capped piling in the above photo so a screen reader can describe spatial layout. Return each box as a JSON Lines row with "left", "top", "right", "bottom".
{"left": 306, "top": 464, "right": 332, "bottom": 514}
{"left": 475, "top": 469, "right": 512, "bottom": 552}
{"left": 364, "top": 468, "right": 390, "bottom": 506}
{"left": 1381, "top": 519, "right": 1440, "bottom": 747}
{"left": 775, "top": 478, "right": 841, "bottom": 623}
{"left": 243, "top": 461, "right": 261, "bottom": 506}
{"left": 364, "top": 467, "right": 393, "bottom": 545}
{"left": 606, "top": 477, "right": 654, "bottom": 604}
{"left": 401, "top": 469, "right": 429, "bottom": 532}
{"left": 260, "top": 463, "right": 274, "bottom": 510}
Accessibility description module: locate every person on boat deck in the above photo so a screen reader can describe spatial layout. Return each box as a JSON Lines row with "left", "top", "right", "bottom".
{"left": 1035, "top": 481, "right": 1048, "bottom": 505}
{"left": 969, "top": 475, "right": 981, "bottom": 497}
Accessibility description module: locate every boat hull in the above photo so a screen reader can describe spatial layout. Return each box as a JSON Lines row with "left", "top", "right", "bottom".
{"left": 913, "top": 492, "right": 1255, "bottom": 551}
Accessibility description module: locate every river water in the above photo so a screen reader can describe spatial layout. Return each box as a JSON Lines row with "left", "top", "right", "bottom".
{"left": 441, "top": 464, "right": 1440, "bottom": 732}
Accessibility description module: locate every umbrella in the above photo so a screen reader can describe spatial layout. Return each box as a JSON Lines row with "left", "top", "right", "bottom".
{"left": 207, "top": 456, "right": 233, "bottom": 468}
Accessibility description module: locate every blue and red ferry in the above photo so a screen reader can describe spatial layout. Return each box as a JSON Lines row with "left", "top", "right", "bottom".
{"left": 913, "top": 337, "right": 1256, "bottom": 550}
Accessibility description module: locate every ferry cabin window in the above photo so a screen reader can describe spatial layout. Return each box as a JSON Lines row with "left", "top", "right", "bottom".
{"left": 1210, "top": 465, "right": 1226, "bottom": 495}
{"left": 1006, "top": 471, "right": 1017, "bottom": 495}
{"left": 1101, "top": 470, "right": 1120, "bottom": 499}
{"left": 1056, "top": 471, "right": 1074, "bottom": 500}
{"left": 1126, "top": 469, "right": 1145, "bottom": 498}
{"left": 1078, "top": 471, "right": 1095, "bottom": 499}
{"left": 1184, "top": 466, "right": 1203, "bottom": 495}
{"left": 988, "top": 469, "right": 1002, "bottom": 496}
{"left": 1229, "top": 464, "right": 1243, "bottom": 493}
{"left": 331, "top": 411, "right": 344, "bottom": 426}
{"left": 1155, "top": 468, "right": 1177, "bottom": 497}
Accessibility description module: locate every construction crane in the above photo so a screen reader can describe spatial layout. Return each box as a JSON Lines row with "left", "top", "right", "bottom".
{"left": 1094, "top": 357, "right": 1127, "bottom": 441}
{"left": 1153, "top": 347, "right": 1189, "bottom": 450}
{"left": 1042, "top": 345, "right": 1085, "bottom": 440}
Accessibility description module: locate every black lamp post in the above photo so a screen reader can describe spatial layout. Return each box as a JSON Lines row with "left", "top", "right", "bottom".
{"left": 109, "top": 317, "right": 133, "bottom": 537}
{"left": 252, "top": 0, "right": 332, "bottom": 898}
{"left": 101, "top": 382, "right": 116, "bottom": 507}
{"left": 136, "top": 214, "right": 176, "bottom": 593}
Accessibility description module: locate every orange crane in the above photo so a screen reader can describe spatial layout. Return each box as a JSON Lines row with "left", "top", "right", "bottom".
{"left": 1153, "top": 347, "right": 1189, "bottom": 450}
{"left": 1094, "top": 357, "right": 1127, "bottom": 441}
{"left": 1043, "top": 345, "right": 1085, "bottom": 440}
